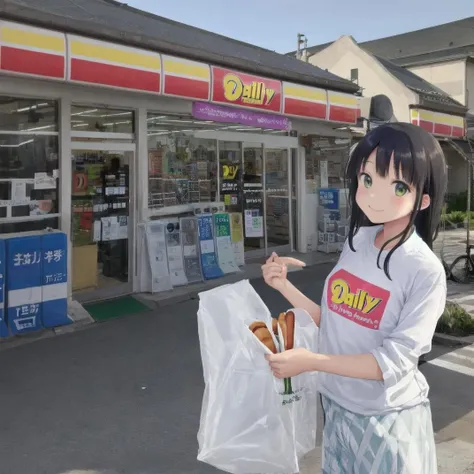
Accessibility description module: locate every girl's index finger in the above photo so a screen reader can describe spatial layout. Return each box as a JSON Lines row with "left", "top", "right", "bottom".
{"left": 274, "top": 257, "right": 306, "bottom": 268}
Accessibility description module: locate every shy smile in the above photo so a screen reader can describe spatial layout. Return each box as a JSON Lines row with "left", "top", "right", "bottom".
{"left": 368, "top": 205, "right": 384, "bottom": 212}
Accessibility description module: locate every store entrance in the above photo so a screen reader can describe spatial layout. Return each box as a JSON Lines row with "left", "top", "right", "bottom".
{"left": 220, "top": 141, "right": 292, "bottom": 258}
{"left": 70, "top": 143, "right": 134, "bottom": 301}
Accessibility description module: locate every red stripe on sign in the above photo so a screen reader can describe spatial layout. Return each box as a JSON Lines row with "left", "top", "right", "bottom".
{"left": 434, "top": 123, "right": 452, "bottom": 136}
{"left": 1, "top": 46, "right": 65, "bottom": 78}
{"left": 329, "top": 105, "right": 358, "bottom": 124}
{"left": 284, "top": 98, "right": 326, "bottom": 119}
{"left": 452, "top": 126, "right": 465, "bottom": 138}
{"left": 419, "top": 120, "right": 434, "bottom": 133}
{"left": 71, "top": 58, "right": 160, "bottom": 92}
{"left": 164, "top": 75, "right": 209, "bottom": 100}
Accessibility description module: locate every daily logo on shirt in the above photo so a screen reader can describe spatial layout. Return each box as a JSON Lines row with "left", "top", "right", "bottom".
{"left": 327, "top": 269, "right": 390, "bottom": 329}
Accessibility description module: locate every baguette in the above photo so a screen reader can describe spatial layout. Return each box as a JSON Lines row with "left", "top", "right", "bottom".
{"left": 249, "top": 321, "right": 277, "bottom": 353}
{"left": 278, "top": 311, "right": 295, "bottom": 350}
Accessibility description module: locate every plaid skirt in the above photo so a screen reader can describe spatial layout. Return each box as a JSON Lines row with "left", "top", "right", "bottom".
{"left": 321, "top": 395, "right": 437, "bottom": 474}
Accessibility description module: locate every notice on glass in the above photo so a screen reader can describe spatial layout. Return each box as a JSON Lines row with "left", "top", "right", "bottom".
{"left": 11, "top": 180, "right": 28, "bottom": 202}
{"left": 320, "top": 161, "right": 329, "bottom": 188}
{"left": 34, "top": 172, "right": 56, "bottom": 190}
{"left": 244, "top": 210, "right": 264, "bottom": 238}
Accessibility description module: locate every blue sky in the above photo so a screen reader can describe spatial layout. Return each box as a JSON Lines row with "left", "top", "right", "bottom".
{"left": 125, "top": 0, "right": 474, "bottom": 53}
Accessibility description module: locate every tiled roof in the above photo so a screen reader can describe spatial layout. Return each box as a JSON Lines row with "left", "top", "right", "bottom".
{"left": 0, "top": 0, "right": 359, "bottom": 93}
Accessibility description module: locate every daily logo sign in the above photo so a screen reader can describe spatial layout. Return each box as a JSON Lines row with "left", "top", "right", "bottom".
{"left": 326, "top": 269, "right": 390, "bottom": 330}
{"left": 212, "top": 67, "right": 282, "bottom": 112}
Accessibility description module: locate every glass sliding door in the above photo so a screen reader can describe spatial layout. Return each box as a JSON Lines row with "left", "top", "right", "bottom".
{"left": 242, "top": 144, "right": 265, "bottom": 255}
{"left": 264, "top": 148, "right": 291, "bottom": 253}
{"left": 71, "top": 144, "right": 134, "bottom": 299}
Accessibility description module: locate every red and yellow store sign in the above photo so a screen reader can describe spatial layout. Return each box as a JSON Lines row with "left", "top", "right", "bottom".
{"left": 411, "top": 109, "right": 465, "bottom": 138}
{"left": 211, "top": 67, "right": 282, "bottom": 112}
{"left": 68, "top": 35, "right": 161, "bottom": 93}
{"left": 0, "top": 21, "right": 66, "bottom": 79}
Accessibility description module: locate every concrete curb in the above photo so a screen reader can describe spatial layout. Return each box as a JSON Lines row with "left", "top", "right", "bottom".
{"left": 433, "top": 332, "right": 474, "bottom": 348}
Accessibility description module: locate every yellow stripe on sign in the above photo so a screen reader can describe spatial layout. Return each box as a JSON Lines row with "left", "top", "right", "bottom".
{"left": 0, "top": 26, "right": 65, "bottom": 53}
{"left": 163, "top": 58, "right": 210, "bottom": 80}
{"left": 411, "top": 109, "right": 420, "bottom": 120}
{"left": 419, "top": 110, "right": 464, "bottom": 126}
{"left": 71, "top": 41, "right": 161, "bottom": 70}
{"left": 284, "top": 85, "right": 326, "bottom": 102}
{"left": 328, "top": 93, "right": 358, "bottom": 107}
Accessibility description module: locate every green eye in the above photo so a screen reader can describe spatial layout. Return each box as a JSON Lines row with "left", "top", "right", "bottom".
{"left": 361, "top": 174, "right": 372, "bottom": 188}
{"left": 394, "top": 182, "right": 409, "bottom": 197}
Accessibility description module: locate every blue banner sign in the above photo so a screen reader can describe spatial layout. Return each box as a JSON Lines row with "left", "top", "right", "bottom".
{"left": 197, "top": 214, "right": 223, "bottom": 280}
{"left": 42, "top": 232, "right": 71, "bottom": 328}
{"left": 0, "top": 239, "right": 7, "bottom": 338}
{"left": 6, "top": 235, "right": 43, "bottom": 334}
{"left": 319, "top": 188, "right": 339, "bottom": 210}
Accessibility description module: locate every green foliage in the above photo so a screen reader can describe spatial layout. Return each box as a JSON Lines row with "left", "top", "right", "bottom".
{"left": 436, "top": 302, "right": 474, "bottom": 337}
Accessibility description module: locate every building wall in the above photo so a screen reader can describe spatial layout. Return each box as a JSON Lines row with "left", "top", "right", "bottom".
{"left": 309, "top": 36, "right": 417, "bottom": 123}
{"left": 445, "top": 146, "right": 467, "bottom": 195}
{"left": 408, "top": 60, "right": 467, "bottom": 106}
{"left": 466, "top": 61, "right": 474, "bottom": 112}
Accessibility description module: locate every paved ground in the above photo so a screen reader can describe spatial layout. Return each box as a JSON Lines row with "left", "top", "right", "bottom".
{"left": 2, "top": 264, "right": 474, "bottom": 474}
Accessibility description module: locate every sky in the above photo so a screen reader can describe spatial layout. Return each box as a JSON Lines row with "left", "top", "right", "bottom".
{"left": 124, "top": 0, "right": 474, "bottom": 53}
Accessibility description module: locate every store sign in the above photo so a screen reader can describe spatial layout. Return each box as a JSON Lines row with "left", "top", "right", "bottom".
{"left": 6, "top": 235, "right": 43, "bottom": 334}
{"left": 165, "top": 220, "right": 188, "bottom": 287}
{"left": 319, "top": 188, "right": 339, "bottom": 210}
{"left": 214, "top": 213, "right": 239, "bottom": 274}
{"left": 230, "top": 213, "right": 245, "bottom": 267}
{"left": 42, "top": 232, "right": 71, "bottom": 329}
{"left": 197, "top": 215, "right": 224, "bottom": 280}
{"left": 180, "top": 217, "right": 203, "bottom": 284}
{"left": 193, "top": 102, "right": 289, "bottom": 130}
{"left": 0, "top": 240, "right": 7, "bottom": 337}
{"left": 211, "top": 67, "right": 282, "bottom": 112}
{"left": 145, "top": 221, "right": 173, "bottom": 293}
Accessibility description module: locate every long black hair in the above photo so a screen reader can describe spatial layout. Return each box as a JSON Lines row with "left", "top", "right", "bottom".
{"left": 346, "top": 122, "right": 447, "bottom": 278}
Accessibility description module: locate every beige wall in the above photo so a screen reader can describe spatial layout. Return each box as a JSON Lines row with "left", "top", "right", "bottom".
{"left": 309, "top": 36, "right": 417, "bottom": 123}
{"left": 408, "top": 60, "right": 467, "bottom": 105}
{"left": 444, "top": 146, "right": 468, "bottom": 194}
{"left": 466, "top": 61, "right": 474, "bottom": 111}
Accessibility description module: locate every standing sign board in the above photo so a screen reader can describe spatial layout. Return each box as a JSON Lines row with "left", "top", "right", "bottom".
{"left": 42, "top": 232, "right": 71, "bottom": 328}
{"left": 164, "top": 220, "right": 188, "bottom": 287}
{"left": 198, "top": 214, "right": 223, "bottom": 280}
{"left": 6, "top": 235, "right": 43, "bottom": 334}
{"left": 145, "top": 221, "right": 173, "bottom": 293}
{"left": 180, "top": 217, "right": 203, "bottom": 283}
{"left": 214, "top": 213, "right": 239, "bottom": 274}
{"left": 0, "top": 239, "right": 7, "bottom": 337}
{"left": 230, "top": 213, "right": 245, "bottom": 266}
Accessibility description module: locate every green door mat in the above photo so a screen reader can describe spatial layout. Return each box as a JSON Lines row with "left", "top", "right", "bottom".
{"left": 84, "top": 296, "right": 151, "bottom": 322}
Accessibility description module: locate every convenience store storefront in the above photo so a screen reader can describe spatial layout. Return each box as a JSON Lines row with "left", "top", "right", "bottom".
{"left": 0, "top": 20, "right": 360, "bottom": 302}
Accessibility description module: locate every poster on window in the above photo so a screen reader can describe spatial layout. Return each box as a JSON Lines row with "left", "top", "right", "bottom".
{"left": 164, "top": 220, "right": 188, "bottom": 287}
{"left": 180, "top": 217, "right": 203, "bottom": 283}
{"left": 145, "top": 221, "right": 173, "bottom": 293}
{"left": 244, "top": 210, "right": 264, "bottom": 238}
{"left": 214, "top": 213, "right": 239, "bottom": 274}
{"left": 197, "top": 214, "right": 223, "bottom": 280}
{"left": 230, "top": 213, "right": 245, "bottom": 266}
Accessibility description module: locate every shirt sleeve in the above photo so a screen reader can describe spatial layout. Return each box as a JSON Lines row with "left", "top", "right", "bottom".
{"left": 371, "top": 272, "right": 446, "bottom": 388}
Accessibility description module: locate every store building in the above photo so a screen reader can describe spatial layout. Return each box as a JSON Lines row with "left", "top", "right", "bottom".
{"left": 0, "top": 0, "right": 361, "bottom": 302}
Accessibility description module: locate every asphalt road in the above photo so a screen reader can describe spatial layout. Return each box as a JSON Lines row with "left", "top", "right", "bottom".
{"left": 1, "top": 264, "right": 474, "bottom": 474}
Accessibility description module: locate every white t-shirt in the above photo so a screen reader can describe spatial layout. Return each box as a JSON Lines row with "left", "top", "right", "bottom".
{"left": 319, "top": 225, "right": 446, "bottom": 416}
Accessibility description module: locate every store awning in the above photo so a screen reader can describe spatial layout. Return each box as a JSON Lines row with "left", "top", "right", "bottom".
{"left": 410, "top": 108, "right": 465, "bottom": 139}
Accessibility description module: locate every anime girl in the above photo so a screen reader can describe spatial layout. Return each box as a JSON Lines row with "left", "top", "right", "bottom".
{"left": 262, "top": 122, "right": 447, "bottom": 473}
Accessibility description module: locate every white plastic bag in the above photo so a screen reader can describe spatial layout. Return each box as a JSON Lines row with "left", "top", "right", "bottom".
{"left": 197, "top": 280, "right": 319, "bottom": 474}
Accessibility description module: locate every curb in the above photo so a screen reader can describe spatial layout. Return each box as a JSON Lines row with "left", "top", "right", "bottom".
{"left": 433, "top": 332, "right": 474, "bottom": 347}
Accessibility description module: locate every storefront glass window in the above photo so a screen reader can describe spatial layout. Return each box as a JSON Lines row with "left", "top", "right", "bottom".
{"left": 71, "top": 106, "right": 134, "bottom": 134}
{"left": 0, "top": 96, "right": 59, "bottom": 234}
{"left": 303, "top": 135, "right": 351, "bottom": 254}
{"left": 147, "top": 114, "right": 218, "bottom": 209}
